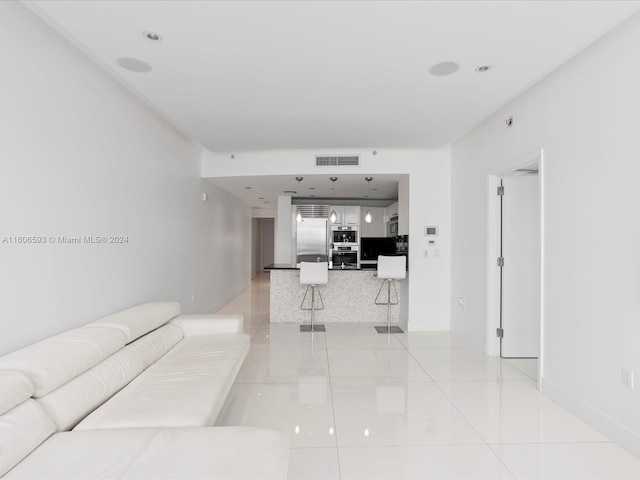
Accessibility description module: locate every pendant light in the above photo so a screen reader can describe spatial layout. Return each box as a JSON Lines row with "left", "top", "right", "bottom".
{"left": 295, "top": 177, "right": 303, "bottom": 223}
{"left": 329, "top": 177, "right": 338, "bottom": 223}
{"left": 364, "top": 177, "right": 373, "bottom": 223}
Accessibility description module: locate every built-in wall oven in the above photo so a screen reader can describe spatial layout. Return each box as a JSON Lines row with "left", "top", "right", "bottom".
{"left": 330, "top": 244, "right": 359, "bottom": 269}
{"left": 329, "top": 226, "right": 359, "bottom": 268}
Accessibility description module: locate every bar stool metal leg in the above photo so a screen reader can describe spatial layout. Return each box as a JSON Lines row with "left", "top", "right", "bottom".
{"left": 300, "top": 284, "right": 326, "bottom": 332}
{"left": 374, "top": 279, "right": 404, "bottom": 334}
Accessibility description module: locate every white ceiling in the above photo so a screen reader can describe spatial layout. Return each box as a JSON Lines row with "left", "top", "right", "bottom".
{"left": 25, "top": 0, "right": 640, "bottom": 206}
{"left": 209, "top": 173, "right": 404, "bottom": 209}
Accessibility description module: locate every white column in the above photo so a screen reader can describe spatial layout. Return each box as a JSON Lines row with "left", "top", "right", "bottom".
{"left": 274, "top": 195, "right": 293, "bottom": 264}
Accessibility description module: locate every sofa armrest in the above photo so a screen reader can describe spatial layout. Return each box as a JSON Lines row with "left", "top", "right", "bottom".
{"left": 169, "top": 314, "right": 244, "bottom": 336}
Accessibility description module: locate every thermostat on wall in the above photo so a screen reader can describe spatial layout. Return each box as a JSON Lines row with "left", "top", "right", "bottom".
{"left": 424, "top": 226, "right": 438, "bottom": 236}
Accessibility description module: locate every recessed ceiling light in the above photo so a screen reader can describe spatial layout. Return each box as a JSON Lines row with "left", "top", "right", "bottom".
{"left": 143, "top": 31, "right": 162, "bottom": 42}
{"left": 428, "top": 61, "right": 460, "bottom": 77}
{"left": 116, "top": 57, "right": 152, "bottom": 73}
{"left": 258, "top": 197, "right": 264, "bottom": 200}
{"left": 308, "top": 187, "right": 315, "bottom": 190}
{"left": 476, "top": 65, "right": 492, "bottom": 73}
{"left": 244, "top": 186, "right": 252, "bottom": 189}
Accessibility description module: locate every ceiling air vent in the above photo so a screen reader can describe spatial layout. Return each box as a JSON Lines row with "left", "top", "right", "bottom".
{"left": 296, "top": 205, "right": 330, "bottom": 218}
{"left": 315, "top": 155, "right": 359, "bottom": 167}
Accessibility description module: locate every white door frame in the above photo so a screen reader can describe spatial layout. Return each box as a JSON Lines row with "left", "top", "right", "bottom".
{"left": 485, "top": 149, "right": 545, "bottom": 387}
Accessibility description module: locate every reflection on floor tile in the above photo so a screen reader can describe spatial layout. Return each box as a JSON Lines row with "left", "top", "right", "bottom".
{"left": 328, "top": 349, "right": 432, "bottom": 383}
{"left": 503, "top": 357, "right": 538, "bottom": 380}
{"left": 217, "top": 383, "right": 337, "bottom": 448}
{"left": 235, "top": 345, "right": 329, "bottom": 384}
{"left": 252, "top": 323, "right": 328, "bottom": 350}
{"left": 287, "top": 448, "right": 341, "bottom": 480}
{"left": 331, "top": 381, "right": 483, "bottom": 447}
{"left": 338, "top": 445, "right": 514, "bottom": 479}
{"left": 214, "top": 275, "right": 638, "bottom": 479}
{"left": 324, "top": 324, "right": 406, "bottom": 350}
{"left": 490, "top": 442, "right": 640, "bottom": 479}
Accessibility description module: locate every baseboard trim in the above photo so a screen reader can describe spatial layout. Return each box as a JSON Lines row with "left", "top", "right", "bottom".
{"left": 207, "top": 282, "right": 251, "bottom": 314}
{"left": 541, "top": 377, "right": 640, "bottom": 458}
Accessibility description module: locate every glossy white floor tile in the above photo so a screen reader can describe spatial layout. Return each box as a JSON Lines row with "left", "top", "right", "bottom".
{"left": 438, "top": 380, "right": 609, "bottom": 444}
{"left": 338, "top": 445, "right": 514, "bottom": 479}
{"left": 287, "top": 448, "right": 341, "bottom": 480}
{"left": 235, "top": 345, "right": 329, "bottom": 384}
{"left": 490, "top": 442, "right": 640, "bottom": 479}
{"left": 503, "top": 358, "right": 538, "bottom": 380}
{"left": 217, "top": 383, "right": 337, "bottom": 448}
{"left": 328, "top": 348, "right": 432, "bottom": 383}
{"left": 397, "top": 331, "right": 473, "bottom": 350}
{"left": 331, "top": 381, "right": 484, "bottom": 447}
{"left": 252, "top": 323, "right": 328, "bottom": 350}
{"left": 324, "top": 324, "right": 406, "bottom": 350}
{"left": 411, "top": 348, "right": 532, "bottom": 381}
{"left": 215, "top": 274, "right": 640, "bottom": 479}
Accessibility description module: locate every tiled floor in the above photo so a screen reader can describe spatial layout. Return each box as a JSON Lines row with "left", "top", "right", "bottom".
{"left": 216, "top": 273, "right": 640, "bottom": 479}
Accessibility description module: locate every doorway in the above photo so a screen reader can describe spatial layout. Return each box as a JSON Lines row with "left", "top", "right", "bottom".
{"left": 251, "top": 218, "right": 275, "bottom": 279}
{"left": 486, "top": 152, "right": 543, "bottom": 373}
{"left": 499, "top": 169, "right": 540, "bottom": 358}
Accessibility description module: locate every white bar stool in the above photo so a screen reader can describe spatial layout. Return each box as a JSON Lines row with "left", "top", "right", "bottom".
{"left": 300, "top": 262, "right": 328, "bottom": 332}
{"left": 374, "top": 255, "right": 406, "bottom": 334}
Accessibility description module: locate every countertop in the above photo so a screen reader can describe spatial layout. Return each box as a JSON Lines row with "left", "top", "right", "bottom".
{"left": 265, "top": 263, "right": 376, "bottom": 271}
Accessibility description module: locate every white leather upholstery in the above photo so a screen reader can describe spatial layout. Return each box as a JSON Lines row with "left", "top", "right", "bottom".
{"left": 75, "top": 333, "right": 250, "bottom": 430}
{"left": 123, "top": 323, "right": 184, "bottom": 367}
{"left": 0, "top": 327, "right": 126, "bottom": 397}
{"left": 0, "top": 400, "right": 56, "bottom": 477}
{"left": 0, "top": 302, "right": 287, "bottom": 478}
{"left": 377, "top": 255, "right": 407, "bottom": 280}
{"left": 0, "top": 370, "right": 32, "bottom": 415}
{"left": 170, "top": 314, "right": 244, "bottom": 335}
{"left": 37, "top": 324, "right": 183, "bottom": 430}
{"left": 89, "top": 302, "right": 181, "bottom": 343}
{"left": 5, "top": 427, "right": 289, "bottom": 479}
{"left": 299, "top": 261, "right": 329, "bottom": 285}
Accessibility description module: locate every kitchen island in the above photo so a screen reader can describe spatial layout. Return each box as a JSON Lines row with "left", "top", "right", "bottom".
{"left": 266, "top": 264, "right": 408, "bottom": 326}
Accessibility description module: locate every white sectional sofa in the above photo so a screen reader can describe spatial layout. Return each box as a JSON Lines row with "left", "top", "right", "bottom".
{"left": 0, "top": 302, "right": 289, "bottom": 479}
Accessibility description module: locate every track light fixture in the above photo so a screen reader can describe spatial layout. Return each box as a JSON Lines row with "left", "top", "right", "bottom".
{"left": 364, "top": 177, "right": 373, "bottom": 223}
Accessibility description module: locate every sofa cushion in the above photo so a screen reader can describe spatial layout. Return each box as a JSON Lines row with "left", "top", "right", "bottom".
{"left": 170, "top": 314, "right": 244, "bottom": 335}
{"left": 5, "top": 427, "right": 289, "bottom": 479}
{"left": 37, "top": 324, "right": 183, "bottom": 430}
{"left": 0, "top": 370, "right": 32, "bottom": 415}
{"left": 75, "top": 333, "right": 250, "bottom": 430}
{"left": 0, "top": 400, "right": 56, "bottom": 477}
{"left": 0, "top": 327, "right": 126, "bottom": 397}
{"left": 89, "top": 302, "right": 181, "bottom": 343}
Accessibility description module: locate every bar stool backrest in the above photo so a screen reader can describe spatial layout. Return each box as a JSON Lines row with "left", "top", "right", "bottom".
{"left": 377, "top": 255, "right": 406, "bottom": 280}
{"left": 299, "top": 262, "right": 329, "bottom": 286}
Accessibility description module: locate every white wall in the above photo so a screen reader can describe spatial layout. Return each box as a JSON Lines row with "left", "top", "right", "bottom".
{"left": 203, "top": 148, "right": 452, "bottom": 331}
{"left": 0, "top": 1, "right": 250, "bottom": 355}
{"left": 451, "top": 11, "right": 640, "bottom": 456}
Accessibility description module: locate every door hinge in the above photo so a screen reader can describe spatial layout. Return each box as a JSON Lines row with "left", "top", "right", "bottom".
{"left": 497, "top": 185, "right": 505, "bottom": 196}
{"left": 496, "top": 327, "right": 504, "bottom": 338}
{"left": 497, "top": 257, "right": 504, "bottom": 267}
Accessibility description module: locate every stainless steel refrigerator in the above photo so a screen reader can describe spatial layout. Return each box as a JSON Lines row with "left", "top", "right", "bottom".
{"left": 296, "top": 218, "right": 328, "bottom": 263}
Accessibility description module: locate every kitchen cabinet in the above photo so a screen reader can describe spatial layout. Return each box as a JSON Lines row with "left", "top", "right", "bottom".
{"left": 384, "top": 202, "right": 399, "bottom": 223}
{"left": 330, "top": 206, "right": 360, "bottom": 226}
